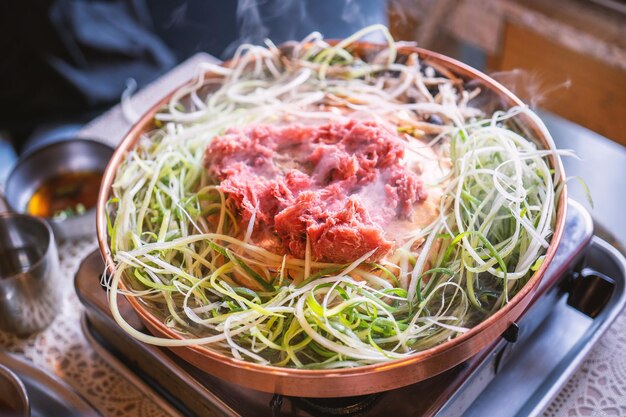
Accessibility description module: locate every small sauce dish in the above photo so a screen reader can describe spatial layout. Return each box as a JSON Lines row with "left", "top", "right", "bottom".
{"left": 5, "top": 139, "right": 114, "bottom": 240}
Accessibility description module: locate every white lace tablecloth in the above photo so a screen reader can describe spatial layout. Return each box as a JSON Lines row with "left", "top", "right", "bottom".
{"left": 1, "top": 53, "right": 625, "bottom": 417}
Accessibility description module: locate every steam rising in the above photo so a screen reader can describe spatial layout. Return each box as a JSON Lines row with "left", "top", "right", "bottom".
{"left": 490, "top": 69, "right": 572, "bottom": 109}
{"left": 224, "top": 0, "right": 387, "bottom": 57}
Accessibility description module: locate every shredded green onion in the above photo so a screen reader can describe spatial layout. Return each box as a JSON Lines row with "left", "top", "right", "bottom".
{"left": 106, "top": 25, "right": 563, "bottom": 368}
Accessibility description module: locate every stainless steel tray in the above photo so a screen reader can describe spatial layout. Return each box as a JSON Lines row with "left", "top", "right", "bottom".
{"left": 76, "top": 201, "right": 626, "bottom": 417}
{"left": 446, "top": 236, "right": 626, "bottom": 417}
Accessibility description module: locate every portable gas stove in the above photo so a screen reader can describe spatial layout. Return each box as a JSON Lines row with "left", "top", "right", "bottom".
{"left": 75, "top": 200, "right": 626, "bottom": 417}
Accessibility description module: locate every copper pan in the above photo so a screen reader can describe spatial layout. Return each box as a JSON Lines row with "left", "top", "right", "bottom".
{"left": 96, "top": 42, "right": 567, "bottom": 398}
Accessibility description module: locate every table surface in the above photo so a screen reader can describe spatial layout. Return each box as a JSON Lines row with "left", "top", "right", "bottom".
{"left": 542, "top": 111, "right": 626, "bottom": 254}
{"left": 1, "top": 53, "right": 626, "bottom": 417}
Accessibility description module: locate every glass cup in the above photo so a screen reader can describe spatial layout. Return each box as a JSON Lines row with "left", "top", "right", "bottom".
{"left": 0, "top": 213, "right": 61, "bottom": 336}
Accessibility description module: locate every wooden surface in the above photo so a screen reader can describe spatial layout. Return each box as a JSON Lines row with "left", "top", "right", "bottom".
{"left": 488, "top": 23, "right": 626, "bottom": 146}
{"left": 503, "top": 0, "right": 626, "bottom": 67}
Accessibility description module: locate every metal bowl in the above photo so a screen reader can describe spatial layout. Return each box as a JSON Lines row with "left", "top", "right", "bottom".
{"left": 96, "top": 43, "right": 567, "bottom": 397}
{"left": 5, "top": 139, "right": 114, "bottom": 240}
{"left": 0, "top": 364, "right": 29, "bottom": 417}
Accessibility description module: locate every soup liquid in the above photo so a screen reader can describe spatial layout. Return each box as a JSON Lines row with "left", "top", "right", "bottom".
{"left": 0, "top": 397, "right": 19, "bottom": 416}
{"left": 27, "top": 171, "right": 102, "bottom": 218}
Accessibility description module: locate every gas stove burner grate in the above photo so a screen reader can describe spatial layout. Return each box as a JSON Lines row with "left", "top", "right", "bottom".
{"left": 291, "top": 393, "right": 381, "bottom": 416}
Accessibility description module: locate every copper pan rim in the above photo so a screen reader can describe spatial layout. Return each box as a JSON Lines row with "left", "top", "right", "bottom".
{"left": 96, "top": 42, "right": 568, "bottom": 397}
